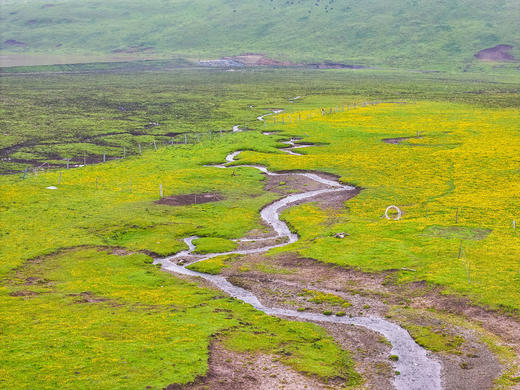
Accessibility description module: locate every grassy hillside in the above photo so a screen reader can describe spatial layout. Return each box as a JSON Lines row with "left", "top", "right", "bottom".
{"left": 1, "top": 0, "right": 519, "bottom": 70}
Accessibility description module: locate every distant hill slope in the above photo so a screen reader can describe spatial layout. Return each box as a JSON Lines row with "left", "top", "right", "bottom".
{"left": 1, "top": 0, "right": 519, "bottom": 70}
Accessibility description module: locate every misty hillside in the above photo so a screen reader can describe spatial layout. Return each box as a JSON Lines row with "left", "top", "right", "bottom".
{"left": 1, "top": 0, "right": 519, "bottom": 69}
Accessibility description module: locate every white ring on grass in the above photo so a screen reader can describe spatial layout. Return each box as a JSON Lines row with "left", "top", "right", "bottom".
{"left": 385, "top": 205, "right": 402, "bottom": 221}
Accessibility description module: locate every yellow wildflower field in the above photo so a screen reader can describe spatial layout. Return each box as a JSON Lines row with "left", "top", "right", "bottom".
{"left": 240, "top": 101, "right": 520, "bottom": 311}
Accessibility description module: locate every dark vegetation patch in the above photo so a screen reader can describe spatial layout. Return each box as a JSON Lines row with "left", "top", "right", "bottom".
{"left": 475, "top": 45, "right": 517, "bottom": 62}
{"left": 308, "top": 61, "right": 367, "bottom": 69}
{"left": 4, "top": 39, "right": 26, "bottom": 47}
{"left": 112, "top": 45, "right": 155, "bottom": 54}
{"left": 382, "top": 136, "right": 461, "bottom": 149}
{"left": 382, "top": 136, "right": 419, "bottom": 144}
{"left": 423, "top": 225, "right": 492, "bottom": 241}
{"left": 1, "top": 69, "right": 520, "bottom": 174}
{"left": 156, "top": 193, "right": 224, "bottom": 206}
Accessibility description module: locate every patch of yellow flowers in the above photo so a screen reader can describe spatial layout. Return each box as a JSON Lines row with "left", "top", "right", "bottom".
{"left": 250, "top": 101, "right": 520, "bottom": 310}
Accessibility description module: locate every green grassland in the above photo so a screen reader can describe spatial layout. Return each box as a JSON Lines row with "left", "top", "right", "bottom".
{"left": 1, "top": 68, "right": 520, "bottom": 388}
{"left": 1, "top": 0, "right": 520, "bottom": 70}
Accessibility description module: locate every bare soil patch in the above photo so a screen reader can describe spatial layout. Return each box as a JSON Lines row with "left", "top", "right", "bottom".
{"left": 440, "top": 329, "right": 501, "bottom": 390}
{"left": 156, "top": 193, "right": 224, "bottom": 206}
{"left": 475, "top": 45, "right": 517, "bottom": 62}
{"left": 262, "top": 171, "right": 359, "bottom": 210}
{"left": 219, "top": 261, "right": 394, "bottom": 388}
{"left": 322, "top": 323, "right": 395, "bottom": 389}
{"left": 68, "top": 291, "right": 108, "bottom": 304}
{"left": 9, "top": 290, "right": 39, "bottom": 297}
{"left": 168, "top": 341, "right": 344, "bottom": 390}
{"left": 264, "top": 173, "right": 324, "bottom": 194}
{"left": 215, "top": 251, "right": 517, "bottom": 388}
{"left": 382, "top": 136, "right": 422, "bottom": 144}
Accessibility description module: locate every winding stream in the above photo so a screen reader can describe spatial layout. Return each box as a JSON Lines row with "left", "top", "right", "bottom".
{"left": 154, "top": 115, "right": 442, "bottom": 389}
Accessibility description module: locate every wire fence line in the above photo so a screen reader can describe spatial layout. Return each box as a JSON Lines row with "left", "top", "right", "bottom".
{"left": 3, "top": 100, "right": 403, "bottom": 176}
{"left": 6, "top": 128, "right": 243, "bottom": 176}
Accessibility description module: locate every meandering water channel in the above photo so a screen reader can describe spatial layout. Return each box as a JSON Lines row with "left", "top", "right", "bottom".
{"left": 155, "top": 115, "right": 442, "bottom": 389}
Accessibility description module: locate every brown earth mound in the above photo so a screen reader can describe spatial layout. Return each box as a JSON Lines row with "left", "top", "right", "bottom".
{"left": 475, "top": 45, "right": 517, "bottom": 62}
{"left": 156, "top": 193, "right": 224, "bottom": 206}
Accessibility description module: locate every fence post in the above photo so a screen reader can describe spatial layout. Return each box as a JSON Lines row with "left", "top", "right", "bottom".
{"left": 103, "top": 152, "right": 106, "bottom": 162}
{"left": 58, "top": 172, "right": 62, "bottom": 185}
{"left": 153, "top": 140, "right": 157, "bottom": 151}
{"left": 159, "top": 183, "right": 163, "bottom": 198}
{"left": 139, "top": 143, "right": 142, "bottom": 154}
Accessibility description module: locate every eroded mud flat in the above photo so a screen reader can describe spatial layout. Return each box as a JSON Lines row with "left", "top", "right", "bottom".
{"left": 156, "top": 193, "right": 224, "bottom": 206}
